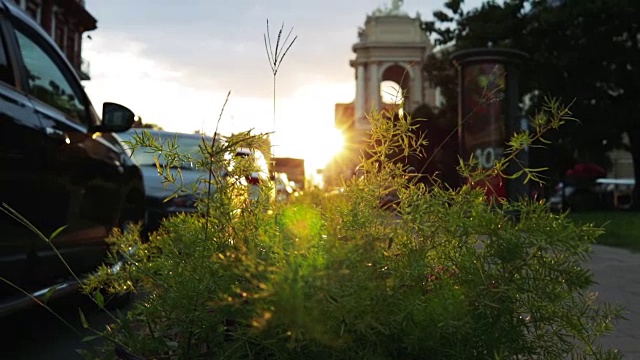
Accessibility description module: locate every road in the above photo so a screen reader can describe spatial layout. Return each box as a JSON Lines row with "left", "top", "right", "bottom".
{"left": 0, "top": 292, "right": 121, "bottom": 360}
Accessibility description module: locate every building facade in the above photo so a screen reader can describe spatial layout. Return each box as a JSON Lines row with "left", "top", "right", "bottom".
{"left": 349, "top": 12, "right": 435, "bottom": 131}
{"left": 326, "top": 2, "right": 438, "bottom": 186}
{"left": 335, "top": 1, "right": 437, "bottom": 141}
{"left": 10, "top": 0, "right": 97, "bottom": 80}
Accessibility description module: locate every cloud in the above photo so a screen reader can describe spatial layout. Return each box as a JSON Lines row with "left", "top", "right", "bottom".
{"left": 85, "top": 26, "right": 355, "bottom": 100}
{"left": 82, "top": 36, "right": 228, "bottom": 133}
{"left": 83, "top": 0, "right": 379, "bottom": 99}
{"left": 81, "top": 0, "right": 486, "bottom": 162}
{"left": 83, "top": 0, "right": 487, "bottom": 100}
{"left": 82, "top": 33, "right": 355, "bottom": 146}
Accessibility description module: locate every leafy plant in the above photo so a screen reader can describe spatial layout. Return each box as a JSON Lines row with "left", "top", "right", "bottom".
{"left": 78, "top": 92, "right": 624, "bottom": 359}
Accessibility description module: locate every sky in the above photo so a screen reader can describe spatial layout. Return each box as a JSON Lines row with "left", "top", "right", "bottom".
{"left": 81, "top": 0, "right": 484, "bottom": 173}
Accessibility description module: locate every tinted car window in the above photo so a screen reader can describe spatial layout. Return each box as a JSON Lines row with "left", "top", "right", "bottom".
{"left": 14, "top": 28, "right": 87, "bottom": 125}
{"left": 118, "top": 131, "right": 221, "bottom": 170}
{"left": 0, "top": 24, "right": 12, "bottom": 85}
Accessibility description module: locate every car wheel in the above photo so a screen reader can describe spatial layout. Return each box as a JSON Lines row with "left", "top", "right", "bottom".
{"left": 121, "top": 209, "right": 149, "bottom": 243}
{"left": 566, "top": 190, "right": 599, "bottom": 212}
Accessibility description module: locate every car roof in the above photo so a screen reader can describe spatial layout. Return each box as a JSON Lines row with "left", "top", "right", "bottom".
{"left": 236, "top": 146, "right": 264, "bottom": 155}
{"left": 126, "top": 129, "right": 215, "bottom": 140}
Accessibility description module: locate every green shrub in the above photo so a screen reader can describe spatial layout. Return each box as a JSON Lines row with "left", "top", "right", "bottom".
{"left": 80, "top": 98, "right": 623, "bottom": 360}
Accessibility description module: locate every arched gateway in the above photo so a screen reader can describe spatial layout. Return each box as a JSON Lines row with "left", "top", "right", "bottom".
{"left": 328, "top": 1, "right": 438, "bottom": 186}
{"left": 342, "top": 1, "right": 436, "bottom": 131}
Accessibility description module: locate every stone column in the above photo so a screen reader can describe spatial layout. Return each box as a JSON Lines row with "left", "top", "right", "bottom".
{"left": 368, "top": 62, "right": 380, "bottom": 112}
{"left": 355, "top": 64, "right": 366, "bottom": 129}
{"left": 411, "top": 65, "right": 423, "bottom": 110}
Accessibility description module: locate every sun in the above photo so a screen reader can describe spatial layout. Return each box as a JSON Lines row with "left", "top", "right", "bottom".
{"left": 268, "top": 82, "right": 352, "bottom": 179}
{"left": 275, "top": 125, "right": 344, "bottom": 174}
{"left": 304, "top": 127, "right": 345, "bottom": 172}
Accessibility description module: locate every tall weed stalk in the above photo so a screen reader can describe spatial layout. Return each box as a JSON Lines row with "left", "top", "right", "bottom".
{"left": 264, "top": 19, "right": 297, "bottom": 152}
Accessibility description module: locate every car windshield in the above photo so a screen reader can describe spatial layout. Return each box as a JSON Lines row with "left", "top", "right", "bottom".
{"left": 117, "top": 131, "right": 222, "bottom": 170}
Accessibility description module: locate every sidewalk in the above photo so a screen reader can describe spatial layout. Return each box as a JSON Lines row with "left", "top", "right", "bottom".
{"left": 590, "top": 245, "right": 640, "bottom": 359}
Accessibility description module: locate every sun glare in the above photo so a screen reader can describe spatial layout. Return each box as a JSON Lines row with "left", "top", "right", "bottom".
{"left": 267, "top": 82, "right": 352, "bottom": 178}
{"left": 305, "top": 127, "right": 344, "bottom": 172}
{"left": 273, "top": 123, "right": 345, "bottom": 179}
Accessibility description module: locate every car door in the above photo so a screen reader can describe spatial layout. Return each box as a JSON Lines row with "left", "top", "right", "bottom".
{"left": 0, "top": 8, "right": 44, "bottom": 297}
{"left": 8, "top": 12, "right": 126, "bottom": 284}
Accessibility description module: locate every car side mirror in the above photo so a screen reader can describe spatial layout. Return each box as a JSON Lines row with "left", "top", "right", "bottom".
{"left": 97, "top": 102, "right": 135, "bottom": 133}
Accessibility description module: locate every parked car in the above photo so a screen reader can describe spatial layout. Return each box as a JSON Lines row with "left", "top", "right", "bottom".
{"left": 115, "top": 129, "right": 230, "bottom": 232}
{"left": 231, "top": 147, "right": 275, "bottom": 204}
{"left": 274, "top": 172, "right": 294, "bottom": 201}
{"left": 547, "top": 163, "right": 608, "bottom": 212}
{"left": 0, "top": 0, "right": 144, "bottom": 315}
{"left": 547, "top": 181, "right": 600, "bottom": 212}
{"left": 548, "top": 177, "right": 635, "bottom": 212}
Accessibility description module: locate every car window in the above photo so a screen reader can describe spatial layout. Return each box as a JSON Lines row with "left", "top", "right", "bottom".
{"left": 13, "top": 28, "right": 87, "bottom": 125}
{"left": 119, "top": 131, "right": 220, "bottom": 169}
{"left": 0, "top": 23, "right": 12, "bottom": 85}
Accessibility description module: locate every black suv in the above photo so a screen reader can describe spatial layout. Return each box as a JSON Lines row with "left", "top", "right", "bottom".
{"left": 0, "top": 0, "right": 145, "bottom": 314}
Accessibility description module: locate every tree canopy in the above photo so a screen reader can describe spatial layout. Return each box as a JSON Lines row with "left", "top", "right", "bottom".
{"left": 422, "top": 0, "right": 640, "bottom": 206}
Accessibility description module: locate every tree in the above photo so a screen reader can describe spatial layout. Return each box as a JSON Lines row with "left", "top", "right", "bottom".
{"left": 132, "top": 116, "right": 164, "bottom": 130}
{"left": 423, "top": 0, "right": 640, "bottom": 207}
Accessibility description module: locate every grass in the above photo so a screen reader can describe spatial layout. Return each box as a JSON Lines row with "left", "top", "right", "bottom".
{"left": 568, "top": 211, "right": 640, "bottom": 252}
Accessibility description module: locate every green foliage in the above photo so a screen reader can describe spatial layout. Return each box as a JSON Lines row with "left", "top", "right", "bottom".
{"left": 81, "top": 98, "right": 624, "bottom": 359}
{"left": 423, "top": 0, "right": 640, "bottom": 204}
{"left": 137, "top": 123, "right": 164, "bottom": 130}
{"left": 568, "top": 211, "right": 640, "bottom": 252}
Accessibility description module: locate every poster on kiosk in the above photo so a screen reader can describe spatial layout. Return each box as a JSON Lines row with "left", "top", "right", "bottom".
{"left": 452, "top": 48, "right": 530, "bottom": 203}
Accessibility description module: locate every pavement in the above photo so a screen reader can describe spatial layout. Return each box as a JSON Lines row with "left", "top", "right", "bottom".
{"left": 590, "top": 245, "right": 640, "bottom": 359}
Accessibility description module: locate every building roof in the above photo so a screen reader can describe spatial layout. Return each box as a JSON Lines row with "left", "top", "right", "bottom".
{"left": 58, "top": 0, "right": 97, "bottom": 32}
{"left": 335, "top": 102, "right": 355, "bottom": 129}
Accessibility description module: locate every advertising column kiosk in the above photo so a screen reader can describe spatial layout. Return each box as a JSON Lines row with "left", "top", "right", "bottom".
{"left": 451, "top": 48, "right": 530, "bottom": 203}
